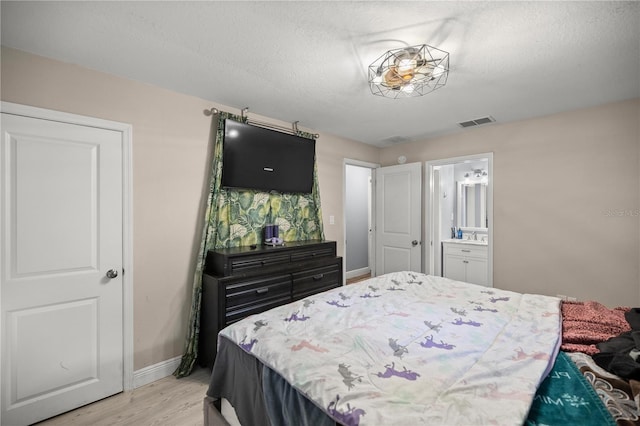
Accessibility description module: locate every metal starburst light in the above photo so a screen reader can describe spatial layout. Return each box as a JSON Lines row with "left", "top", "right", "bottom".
{"left": 368, "top": 44, "right": 449, "bottom": 98}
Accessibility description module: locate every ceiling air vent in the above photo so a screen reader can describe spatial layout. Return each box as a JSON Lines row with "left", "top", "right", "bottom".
{"left": 458, "top": 116, "right": 496, "bottom": 128}
{"left": 382, "top": 136, "right": 410, "bottom": 144}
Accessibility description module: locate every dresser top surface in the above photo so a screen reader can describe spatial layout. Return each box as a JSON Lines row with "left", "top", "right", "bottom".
{"left": 208, "top": 240, "right": 334, "bottom": 257}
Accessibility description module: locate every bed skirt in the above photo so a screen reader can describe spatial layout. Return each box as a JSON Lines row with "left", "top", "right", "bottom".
{"left": 207, "top": 336, "right": 615, "bottom": 426}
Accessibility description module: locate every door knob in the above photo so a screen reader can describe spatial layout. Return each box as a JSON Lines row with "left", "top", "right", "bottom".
{"left": 411, "top": 240, "right": 419, "bottom": 246}
{"left": 106, "top": 269, "right": 118, "bottom": 279}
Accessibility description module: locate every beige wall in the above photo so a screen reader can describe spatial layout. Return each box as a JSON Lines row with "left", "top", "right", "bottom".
{"left": 0, "top": 47, "right": 378, "bottom": 370}
{"left": 317, "top": 133, "right": 379, "bottom": 256}
{"left": 381, "top": 98, "right": 640, "bottom": 307}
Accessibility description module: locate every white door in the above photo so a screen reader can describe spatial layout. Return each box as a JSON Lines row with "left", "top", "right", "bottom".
{"left": 375, "top": 162, "right": 422, "bottom": 275}
{"left": 1, "top": 113, "right": 124, "bottom": 425}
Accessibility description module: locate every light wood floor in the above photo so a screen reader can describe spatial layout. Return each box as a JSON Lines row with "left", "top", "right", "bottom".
{"left": 35, "top": 367, "right": 211, "bottom": 426}
{"left": 346, "top": 273, "right": 371, "bottom": 284}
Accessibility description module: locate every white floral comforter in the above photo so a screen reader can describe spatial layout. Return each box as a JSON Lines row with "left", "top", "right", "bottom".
{"left": 219, "top": 271, "right": 561, "bottom": 426}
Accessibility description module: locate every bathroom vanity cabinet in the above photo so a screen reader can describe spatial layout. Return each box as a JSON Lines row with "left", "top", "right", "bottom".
{"left": 442, "top": 240, "right": 488, "bottom": 286}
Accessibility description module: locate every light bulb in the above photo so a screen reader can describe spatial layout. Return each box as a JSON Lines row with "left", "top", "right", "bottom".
{"left": 397, "top": 58, "right": 417, "bottom": 75}
{"left": 401, "top": 84, "right": 415, "bottom": 93}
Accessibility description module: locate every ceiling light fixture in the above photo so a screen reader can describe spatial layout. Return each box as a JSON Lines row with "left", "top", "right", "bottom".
{"left": 368, "top": 44, "right": 449, "bottom": 98}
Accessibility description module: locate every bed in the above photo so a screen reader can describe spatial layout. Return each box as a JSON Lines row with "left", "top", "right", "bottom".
{"left": 204, "top": 271, "right": 636, "bottom": 425}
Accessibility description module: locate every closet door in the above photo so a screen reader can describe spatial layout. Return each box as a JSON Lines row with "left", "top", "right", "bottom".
{"left": 1, "top": 113, "right": 124, "bottom": 425}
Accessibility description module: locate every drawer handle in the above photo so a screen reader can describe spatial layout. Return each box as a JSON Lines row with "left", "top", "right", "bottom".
{"left": 256, "top": 288, "right": 269, "bottom": 295}
{"left": 312, "top": 274, "right": 324, "bottom": 281}
{"left": 461, "top": 249, "right": 471, "bottom": 253}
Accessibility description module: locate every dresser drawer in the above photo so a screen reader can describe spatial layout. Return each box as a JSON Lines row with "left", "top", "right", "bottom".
{"left": 225, "top": 274, "right": 290, "bottom": 307}
{"left": 225, "top": 274, "right": 291, "bottom": 324}
{"left": 225, "top": 296, "right": 291, "bottom": 326}
{"left": 290, "top": 244, "right": 336, "bottom": 262}
{"left": 292, "top": 261, "right": 342, "bottom": 300}
{"left": 228, "top": 253, "right": 291, "bottom": 275}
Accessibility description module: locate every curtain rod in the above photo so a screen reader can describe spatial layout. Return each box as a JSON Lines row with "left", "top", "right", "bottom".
{"left": 204, "top": 107, "right": 319, "bottom": 139}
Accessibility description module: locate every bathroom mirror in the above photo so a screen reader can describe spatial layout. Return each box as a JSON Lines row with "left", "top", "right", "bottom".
{"left": 456, "top": 182, "right": 487, "bottom": 229}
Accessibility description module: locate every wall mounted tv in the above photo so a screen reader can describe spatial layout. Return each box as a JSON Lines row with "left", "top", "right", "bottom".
{"left": 221, "top": 119, "right": 316, "bottom": 194}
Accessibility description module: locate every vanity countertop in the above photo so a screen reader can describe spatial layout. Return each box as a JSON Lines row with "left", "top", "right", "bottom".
{"left": 442, "top": 238, "right": 488, "bottom": 246}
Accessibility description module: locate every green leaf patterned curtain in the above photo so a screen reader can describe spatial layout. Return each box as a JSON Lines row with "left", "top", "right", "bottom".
{"left": 174, "top": 111, "right": 324, "bottom": 377}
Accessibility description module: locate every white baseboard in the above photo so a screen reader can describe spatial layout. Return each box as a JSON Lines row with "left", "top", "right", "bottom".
{"left": 132, "top": 355, "right": 182, "bottom": 389}
{"left": 346, "top": 267, "right": 370, "bottom": 279}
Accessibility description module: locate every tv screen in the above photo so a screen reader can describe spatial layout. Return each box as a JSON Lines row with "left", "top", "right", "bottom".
{"left": 221, "top": 119, "right": 316, "bottom": 194}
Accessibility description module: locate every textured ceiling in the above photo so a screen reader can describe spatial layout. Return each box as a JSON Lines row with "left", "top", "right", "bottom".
{"left": 1, "top": 1, "right": 639, "bottom": 147}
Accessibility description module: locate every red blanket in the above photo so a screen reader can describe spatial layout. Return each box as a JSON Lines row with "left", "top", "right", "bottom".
{"left": 561, "top": 300, "right": 631, "bottom": 355}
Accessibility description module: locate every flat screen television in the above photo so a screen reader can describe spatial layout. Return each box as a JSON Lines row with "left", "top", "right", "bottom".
{"left": 221, "top": 119, "right": 316, "bottom": 194}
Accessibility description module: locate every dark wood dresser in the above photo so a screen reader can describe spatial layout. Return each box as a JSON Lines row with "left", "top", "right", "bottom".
{"left": 198, "top": 240, "right": 343, "bottom": 368}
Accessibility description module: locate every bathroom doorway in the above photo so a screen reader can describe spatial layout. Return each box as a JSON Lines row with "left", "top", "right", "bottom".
{"left": 425, "top": 153, "right": 493, "bottom": 286}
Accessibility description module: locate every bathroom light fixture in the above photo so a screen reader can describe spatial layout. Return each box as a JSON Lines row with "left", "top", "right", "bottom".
{"left": 368, "top": 44, "right": 449, "bottom": 98}
{"left": 464, "top": 169, "right": 488, "bottom": 183}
